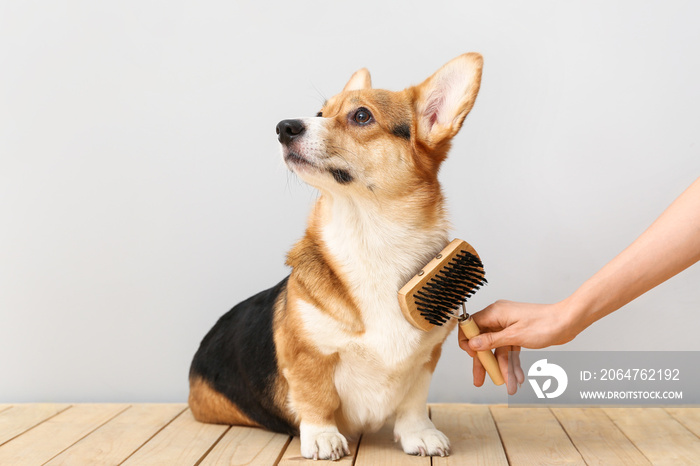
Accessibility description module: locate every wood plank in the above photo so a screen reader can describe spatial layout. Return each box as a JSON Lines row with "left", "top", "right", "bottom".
{"left": 490, "top": 407, "right": 585, "bottom": 465}
{"left": 120, "top": 408, "right": 229, "bottom": 466}
{"left": 552, "top": 408, "right": 651, "bottom": 465}
{"left": 0, "top": 404, "right": 127, "bottom": 465}
{"left": 278, "top": 435, "right": 358, "bottom": 466}
{"left": 353, "top": 423, "right": 430, "bottom": 466}
{"left": 0, "top": 404, "right": 70, "bottom": 446}
{"left": 431, "top": 404, "right": 508, "bottom": 466}
{"left": 1, "top": 403, "right": 697, "bottom": 466}
{"left": 605, "top": 408, "right": 700, "bottom": 465}
{"left": 45, "top": 404, "right": 186, "bottom": 466}
{"left": 199, "top": 425, "right": 290, "bottom": 466}
{"left": 666, "top": 407, "right": 700, "bottom": 438}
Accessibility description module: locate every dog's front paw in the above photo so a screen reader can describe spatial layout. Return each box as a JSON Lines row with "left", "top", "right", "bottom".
{"left": 396, "top": 428, "right": 450, "bottom": 457}
{"left": 300, "top": 423, "right": 350, "bottom": 460}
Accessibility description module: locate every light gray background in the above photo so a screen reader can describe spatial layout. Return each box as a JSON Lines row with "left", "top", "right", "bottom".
{"left": 1, "top": 1, "right": 698, "bottom": 404}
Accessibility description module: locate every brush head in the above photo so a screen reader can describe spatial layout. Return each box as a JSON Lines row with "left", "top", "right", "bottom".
{"left": 398, "top": 239, "right": 486, "bottom": 331}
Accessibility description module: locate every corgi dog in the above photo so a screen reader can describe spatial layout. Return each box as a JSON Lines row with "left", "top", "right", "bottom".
{"left": 189, "top": 53, "right": 483, "bottom": 460}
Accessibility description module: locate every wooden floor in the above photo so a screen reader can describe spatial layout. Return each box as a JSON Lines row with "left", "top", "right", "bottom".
{"left": 0, "top": 404, "right": 699, "bottom": 465}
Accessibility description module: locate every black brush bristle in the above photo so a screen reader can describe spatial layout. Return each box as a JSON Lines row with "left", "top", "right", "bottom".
{"left": 415, "top": 250, "right": 487, "bottom": 326}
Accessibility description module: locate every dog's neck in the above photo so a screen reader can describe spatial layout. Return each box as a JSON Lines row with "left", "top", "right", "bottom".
{"left": 315, "top": 189, "right": 450, "bottom": 292}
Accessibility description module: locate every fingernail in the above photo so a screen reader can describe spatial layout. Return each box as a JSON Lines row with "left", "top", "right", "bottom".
{"left": 470, "top": 337, "right": 483, "bottom": 349}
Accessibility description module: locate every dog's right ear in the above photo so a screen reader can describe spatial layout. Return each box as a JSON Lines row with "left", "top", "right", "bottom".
{"left": 342, "top": 68, "right": 372, "bottom": 92}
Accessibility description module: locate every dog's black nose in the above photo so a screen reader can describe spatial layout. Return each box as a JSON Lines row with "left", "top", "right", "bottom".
{"left": 276, "top": 119, "right": 305, "bottom": 145}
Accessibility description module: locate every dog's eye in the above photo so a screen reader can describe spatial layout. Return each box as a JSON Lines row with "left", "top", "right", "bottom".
{"left": 316, "top": 111, "right": 323, "bottom": 117}
{"left": 353, "top": 108, "right": 373, "bottom": 125}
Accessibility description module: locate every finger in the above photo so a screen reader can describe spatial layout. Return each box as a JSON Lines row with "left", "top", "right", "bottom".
{"left": 472, "top": 352, "right": 486, "bottom": 387}
{"left": 470, "top": 300, "right": 513, "bottom": 330}
{"left": 506, "top": 346, "right": 518, "bottom": 395}
{"left": 458, "top": 325, "right": 466, "bottom": 342}
{"left": 511, "top": 347, "right": 525, "bottom": 386}
{"left": 494, "top": 347, "right": 513, "bottom": 394}
{"left": 459, "top": 338, "right": 477, "bottom": 358}
{"left": 457, "top": 326, "right": 477, "bottom": 357}
{"left": 468, "top": 327, "right": 518, "bottom": 352}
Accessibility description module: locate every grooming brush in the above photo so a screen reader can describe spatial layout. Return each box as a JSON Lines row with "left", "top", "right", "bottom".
{"left": 398, "top": 239, "right": 505, "bottom": 386}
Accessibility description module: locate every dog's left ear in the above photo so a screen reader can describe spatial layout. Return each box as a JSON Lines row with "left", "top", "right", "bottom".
{"left": 343, "top": 68, "right": 372, "bottom": 92}
{"left": 415, "top": 53, "right": 483, "bottom": 148}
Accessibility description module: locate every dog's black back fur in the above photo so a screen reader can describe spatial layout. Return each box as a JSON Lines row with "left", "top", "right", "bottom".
{"left": 189, "top": 276, "right": 297, "bottom": 435}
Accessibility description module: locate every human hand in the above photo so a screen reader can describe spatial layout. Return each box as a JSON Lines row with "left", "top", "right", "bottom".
{"left": 458, "top": 300, "right": 581, "bottom": 394}
{"left": 457, "top": 178, "right": 700, "bottom": 393}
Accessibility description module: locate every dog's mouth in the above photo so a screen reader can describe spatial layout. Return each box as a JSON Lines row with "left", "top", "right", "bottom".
{"left": 284, "top": 150, "right": 318, "bottom": 170}
{"left": 283, "top": 149, "right": 354, "bottom": 185}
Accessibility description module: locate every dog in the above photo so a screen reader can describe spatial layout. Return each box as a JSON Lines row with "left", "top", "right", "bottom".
{"left": 188, "top": 52, "right": 483, "bottom": 460}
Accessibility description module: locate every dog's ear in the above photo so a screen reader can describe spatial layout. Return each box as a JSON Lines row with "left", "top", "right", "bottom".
{"left": 414, "top": 53, "right": 483, "bottom": 148}
{"left": 342, "top": 68, "right": 372, "bottom": 92}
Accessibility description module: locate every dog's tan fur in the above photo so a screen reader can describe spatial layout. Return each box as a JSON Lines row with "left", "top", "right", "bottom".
{"left": 189, "top": 377, "right": 260, "bottom": 426}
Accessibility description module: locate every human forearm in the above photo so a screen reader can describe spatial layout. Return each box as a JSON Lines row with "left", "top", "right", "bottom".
{"left": 566, "top": 177, "right": 700, "bottom": 332}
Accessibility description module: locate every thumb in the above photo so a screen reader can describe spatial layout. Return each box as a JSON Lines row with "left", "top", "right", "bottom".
{"left": 468, "top": 328, "right": 515, "bottom": 351}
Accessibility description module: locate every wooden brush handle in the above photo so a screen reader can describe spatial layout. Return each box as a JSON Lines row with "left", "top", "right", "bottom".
{"left": 460, "top": 316, "right": 505, "bottom": 386}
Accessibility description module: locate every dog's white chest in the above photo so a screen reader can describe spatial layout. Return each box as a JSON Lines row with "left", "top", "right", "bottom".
{"left": 333, "top": 301, "right": 449, "bottom": 433}
{"left": 296, "top": 292, "right": 446, "bottom": 432}
{"left": 334, "top": 347, "right": 414, "bottom": 432}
